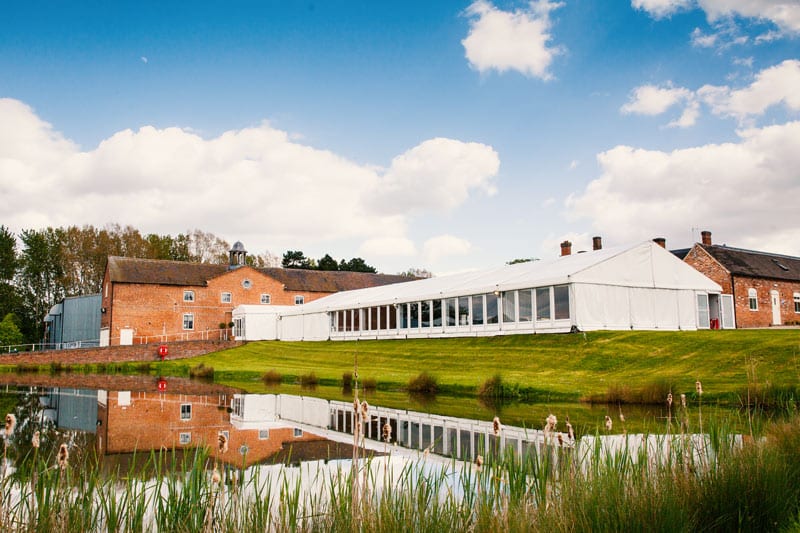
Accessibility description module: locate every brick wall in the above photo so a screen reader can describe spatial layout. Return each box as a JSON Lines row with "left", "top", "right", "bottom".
{"left": 101, "top": 390, "right": 323, "bottom": 466}
{"left": 103, "top": 266, "right": 331, "bottom": 345}
{"left": 0, "top": 339, "right": 241, "bottom": 366}
{"left": 732, "top": 277, "right": 800, "bottom": 328}
{"left": 0, "top": 373, "right": 242, "bottom": 395}
{"left": 684, "top": 246, "right": 733, "bottom": 293}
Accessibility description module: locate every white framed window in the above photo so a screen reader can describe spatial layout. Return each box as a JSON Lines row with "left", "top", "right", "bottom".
{"left": 794, "top": 292, "right": 800, "bottom": 313}
{"left": 293, "top": 428, "right": 303, "bottom": 438}
{"left": 294, "top": 295, "right": 305, "bottom": 305}
{"left": 183, "top": 290, "right": 195, "bottom": 302}
{"left": 260, "top": 294, "right": 271, "bottom": 305}
{"left": 221, "top": 292, "right": 232, "bottom": 303}
{"left": 183, "top": 313, "right": 194, "bottom": 330}
{"left": 748, "top": 288, "right": 758, "bottom": 311}
{"left": 180, "top": 403, "right": 192, "bottom": 420}
{"left": 259, "top": 429, "right": 270, "bottom": 440}
{"left": 179, "top": 432, "right": 191, "bottom": 445}
{"left": 241, "top": 279, "right": 252, "bottom": 289}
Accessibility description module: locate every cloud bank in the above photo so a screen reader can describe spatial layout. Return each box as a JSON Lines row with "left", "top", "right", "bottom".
{"left": 0, "top": 98, "right": 499, "bottom": 266}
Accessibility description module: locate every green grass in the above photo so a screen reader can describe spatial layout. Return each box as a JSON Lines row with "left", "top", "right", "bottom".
{"left": 157, "top": 330, "right": 800, "bottom": 404}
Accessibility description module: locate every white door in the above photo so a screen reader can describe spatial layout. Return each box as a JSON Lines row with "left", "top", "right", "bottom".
{"left": 770, "top": 290, "right": 781, "bottom": 325}
{"left": 720, "top": 295, "right": 735, "bottom": 329}
{"left": 120, "top": 328, "right": 134, "bottom": 346}
{"left": 99, "top": 328, "right": 110, "bottom": 347}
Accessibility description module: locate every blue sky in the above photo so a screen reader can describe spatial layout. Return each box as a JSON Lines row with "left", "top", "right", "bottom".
{"left": 1, "top": 0, "right": 799, "bottom": 274}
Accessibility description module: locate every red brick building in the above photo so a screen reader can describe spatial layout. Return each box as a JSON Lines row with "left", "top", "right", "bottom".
{"left": 100, "top": 243, "right": 410, "bottom": 345}
{"left": 681, "top": 231, "right": 800, "bottom": 328}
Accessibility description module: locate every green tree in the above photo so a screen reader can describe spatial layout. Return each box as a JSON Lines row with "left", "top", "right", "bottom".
{"left": 339, "top": 257, "right": 377, "bottom": 273}
{"left": 317, "top": 254, "right": 339, "bottom": 271}
{"left": 0, "top": 313, "right": 24, "bottom": 347}
{"left": 282, "top": 250, "right": 313, "bottom": 269}
{"left": 18, "top": 228, "right": 65, "bottom": 341}
{"left": 0, "top": 226, "right": 21, "bottom": 322}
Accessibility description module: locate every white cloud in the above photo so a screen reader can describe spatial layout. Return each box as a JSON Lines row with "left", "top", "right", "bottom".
{"left": 699, "top": 0, "right": 800, "bottom": 34}
{"left": 698, "top": 59, "right": 800, "bottom": 121}
{"left": 0, "top": 98, "right": 500, "bottom": 266}
{"left": 568, "top": 159, "right": 579, "bottom": 170}
{"left": 359, "top": 237, "right": 417, "bottom": 257}
{"left": 462, "top": 0, "right": 564, "bottom": 80}
{"left": 422, "top": 235, "right": 472, "bottom": 262}
{"left": 632, "top": 0, "right": 693, "bottom": 18}
{"left": 140, "top": 56, "right": 148, "bottom": 64}
{"left": 371, "top": 137, "right": 499, "bottom": 215}
{"left": 621, "top": 83, "right": 692, "bottom": 116}
{"left": 565, "top": 120, "right": 800, "bottom": 256}
{"left": 691, "top": 27, "right": 718, "bottom": 47}
{"left": 667, "top": 100, "right": 701, "bottom": 127}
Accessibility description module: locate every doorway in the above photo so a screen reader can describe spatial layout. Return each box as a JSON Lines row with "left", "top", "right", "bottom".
{"left": 770, "top": 290, "right": 781, "bottom": 325}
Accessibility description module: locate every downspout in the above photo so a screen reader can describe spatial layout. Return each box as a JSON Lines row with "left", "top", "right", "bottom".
{"left": 730, "top": 273, "right": 737, "bottom": 328}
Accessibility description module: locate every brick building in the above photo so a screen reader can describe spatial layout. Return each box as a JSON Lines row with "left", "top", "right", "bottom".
{"left": 100, "top": 242, "right": 410, "bottom": 345}
{"left": 97, "top": 389, "right": 323, "bottom": 466}
{"left": 680, "top": 231, "right": 800, "bottom": 328}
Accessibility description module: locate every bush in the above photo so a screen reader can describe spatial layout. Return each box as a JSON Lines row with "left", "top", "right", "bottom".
{"left": 299, "top": 372, "right": 319, "bottom": 387}
{"left": 188, "top": 363, "right": 214, "bottom": 379}
{"left": 342, "top": 372, "right": 353, "bottom": 390}
{"left": 262, "top": 369, "right": 282, "bottom": 385}
{"left": 362, "top": 377, "right": 377, "bottom": 391}
{"left": 407, "top": 372, "right": 438, "bottom": 394}
{"left": 477, "top": 374, "right": 521, "bottom": 399}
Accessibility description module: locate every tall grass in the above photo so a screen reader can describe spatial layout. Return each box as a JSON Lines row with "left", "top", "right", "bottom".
{"left": 0, "top": 415, "right": 798, "bottom": 531}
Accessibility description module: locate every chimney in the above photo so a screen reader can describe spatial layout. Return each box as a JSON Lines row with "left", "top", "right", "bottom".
{"left": 653, "top": 237, "right": 666, "bottom": 248}
{"left": 592, "top": 236, "right": 602, "bottom": 251}
{"left": 701, "top": 230, "right": 712, "bottom": 246}
{"left": 560, "top": 240, "right": 572, "bottom": 256}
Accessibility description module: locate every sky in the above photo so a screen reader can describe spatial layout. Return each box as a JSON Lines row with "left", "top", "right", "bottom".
{"left": 1, "top": 0, "right": 799, "bottom": 275}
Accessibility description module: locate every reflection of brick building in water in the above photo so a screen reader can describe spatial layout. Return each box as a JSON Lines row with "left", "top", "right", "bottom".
{"left": 97, "top": 390, "right": 324, "bottom": 466}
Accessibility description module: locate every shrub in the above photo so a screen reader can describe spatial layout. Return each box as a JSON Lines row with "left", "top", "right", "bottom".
{"left": 342, "top": 372, "right": 353, "bottom": 390}
{"left": 15, "top": 363, "right": 39, "bottom": 373}
{"left": 299, "top": 372, "right": 319, "bottom": 387}
{"left": 477, "top": 374, "right": 521, "bottom": 399}
{"left": 362, "top": 377, "right": 377, "bottom": 391}
{"left": 407, "top": 372, "right": 438, "bottom": 394}
{"left": 262, "top": 369, "right": 282, "bottom": 385}
{"left": 188, "top": 363, "right": 214, "bottom": 379}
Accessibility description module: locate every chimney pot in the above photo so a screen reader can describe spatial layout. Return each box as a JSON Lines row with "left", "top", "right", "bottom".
{"left": 701, "top": 231, "right": 712, "bottom": 246}
{"left": 653, "top": 237, "right": 666, "bottom": 248}
{"left": 592, "top": 236, "right": 602, "bottom": 251}
{"left": 560, "top": 240, "right": 572, "bottom": 256}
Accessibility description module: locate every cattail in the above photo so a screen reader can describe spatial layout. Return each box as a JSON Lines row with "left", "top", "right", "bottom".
{"left": 695, "top": 381, "right": 703, "bottom": 395}
{"left": 544, "top": 414, "right": 557, "bottom": 434}
{"left": 566, "top": 419, "right": 575, "bottom": 441}
{"left": 360, "top": 401, "right": 369, "bottom": 419}
{"left": 57, "top": 443, "right": 69, "bottom": 470}
{"left": 32, "top": 431, "right": 40, "bottom": 449}
{"left": 680, "top": 393, "right": 687, "bottom": 408}
{"left": 218, "top": 433, "right": 228, "bottom": 454}
{"left": 5, "top": 414, "right": 16, "bottom": 436}
{"left": 492, "top": 416, "right": 502, "bottom": 436}
{"left": 474, "top": 454, "right": 483, "bottom": 470}
{"left": 667, "top": 392, "right": 673, "bottom": 407}
{"left": 211, "top": 467, "right": 221, "bottom": 484}
{"left": 619, "top": 412, "right": 625, "bottom": 423}
{"left": 604, "top": 415, "right": 612, "bottom": 431}
{"left": 382, "top": 422, "right": 392, "bottom": 443}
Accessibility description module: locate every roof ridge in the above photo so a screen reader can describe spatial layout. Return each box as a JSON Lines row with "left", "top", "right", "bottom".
{"left": 704, "top": 244, "right": 800, "bottom": 261}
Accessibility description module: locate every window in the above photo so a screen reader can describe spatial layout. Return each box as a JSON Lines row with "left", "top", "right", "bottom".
{"left": 410, "top": 302, "right": 419, "bottom": 328}
{"left": 179, "top": 432, "right": 191, "bottom": 445}
{"left": 259, "top": 429, "right": 270, "bottom": 440}
{"left": 554, "top": 285, "right": 570, "bottom": 320}
{"left": 183, "top": 290, "right": 195, "bottom": 302}
{"left": 794, "top": 293, "right": 800, "bottom": 313}
{"left": 399, "top": 303, "right": 409, "bottom": 328}
{"left": 261, "top": 294, "right": 271, "bottom": 304}
{"left": 502, "top": 291, "right": 517, "bottom": 323}
{"left": 180, "top": 404, "right": 192, "bottom": 420}
{"left": 221, "top": 292, "right": 232, "bottom": 303}
{"left": 241, "top": 279, "right": 252, "bottom": 289}
{"left": 182, "top": 313, "right": 194, "bottom": 330}
{"left": 420, "top": 301, "right": 431, "bottom": 328}
{"left": 294, "top": 295, "right": 305, "bottom": 305}
{"left": 472, "top": 295, "right": 484, "bottom": 325}
{"left": 518, "top": 290, "right": 532, "bottom": 322}
{"left": 446, "top": 298, "right": 457, "bottom": 326}
{"left": 486, "top": 293, "right": 499, "bottom": 324}
{"left": 293, "top": 428, "right": 303, "bottom": 438}
{"left": 432, "top": 300, "right": 442, "bottom": 327}
{"left": 748, "top": 288, "right": 758, "bottom": 311}
{"left": 697, "top": 294, "right": 710, "bottom": 328}
{"left": 536, "top": 287, "right": 551, "bottom": 321}
{"left": 458, "top": 297, "right": 470, "bottom": 325}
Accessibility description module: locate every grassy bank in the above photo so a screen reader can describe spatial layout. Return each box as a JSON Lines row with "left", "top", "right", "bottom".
{"left": 158, "top": 330, "right": 799, "bottom": 404}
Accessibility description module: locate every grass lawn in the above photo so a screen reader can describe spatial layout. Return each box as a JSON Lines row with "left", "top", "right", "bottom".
{"left": 158, "top": 329, "right": 800, "bottom": 403}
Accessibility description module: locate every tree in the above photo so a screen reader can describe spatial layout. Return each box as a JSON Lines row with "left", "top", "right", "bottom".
{"left": 400, "top": 267, "right": 433, "bottom": 279}
{"left": 0, "top": 225, "right": 15, "bottom": 281}
{"left": 282, "top": 250, "right": 314, "bottom": 269}
{"left": 0, "top": 313, "right": 24, "bottom": 347}
{"left": 18, "top": 228, "right": 65, "bottom": 341}
{"left": 339, "top": 257, "right": 377, "bottom": 273}
{"left": 507, "top": 258, "right": 537, "bottom": 265}
{"left": 317, "top": 254, "right": 339, "bottom": 271}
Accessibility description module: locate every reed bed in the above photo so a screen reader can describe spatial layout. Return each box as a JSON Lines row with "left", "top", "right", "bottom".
{"left": 0, "top": 411, "right": 796, "bottom": 532}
